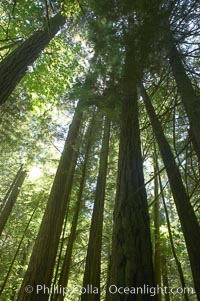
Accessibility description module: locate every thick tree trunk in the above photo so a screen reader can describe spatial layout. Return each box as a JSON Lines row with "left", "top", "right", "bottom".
{"left": 140, "top": 83, "right": 200, "bottom": 299}
{"left": 0, "top": 12, "right": 66, "bottom": 105}
{"left": 108, "top": 48, "right": 156, "bottom": 301}
{"left": 54, "top": 113, "right": 96, "bottom": 301}
{"left": 17, "top": 101, "right": 83, "bottom": 301}
{"left": 168, "top": 43, "right": 200, "bottom": 161}
{"left": 81, "top": 116, "right": 110, "bottom": 301}
{"left": 0, "top": 166, "right": 26, "bottom": 236}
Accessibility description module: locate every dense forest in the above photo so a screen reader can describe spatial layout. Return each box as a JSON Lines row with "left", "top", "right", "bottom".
{"left": 0, "top": 0, "right": 200, "bottom": 300}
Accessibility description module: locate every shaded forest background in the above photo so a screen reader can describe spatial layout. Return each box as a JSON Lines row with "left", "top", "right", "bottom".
{"left": 0, "top": 0, "right": 200, "bottom": 300}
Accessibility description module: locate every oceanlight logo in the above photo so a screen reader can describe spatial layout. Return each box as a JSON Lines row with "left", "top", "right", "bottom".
{"left": 108, "top": 284, "right": 195, "bottom": 297}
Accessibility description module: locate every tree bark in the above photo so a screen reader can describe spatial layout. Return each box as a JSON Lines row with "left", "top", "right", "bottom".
{"left": 153, "top": 152, "right": 162, "bottom": 301}
{"left": 168, "top": 43, "right": 200, "bottom": 162}
{"left": 54, "top": 112, "right": 96, "bottom": 301}
{"left": 108, "top": 47, "right": 156, "bottom": 301}
{"left": 0, "top": 12, "right": 66, "bottom": 106}
{"left": 140, "top": 83, "right": 200, "bottom": 299}
{"left": 0, "top": 166, "right": 26, "bottom": 236}
{"left": 17, "top": 101, "right": 83, "bottom": 301}
{"left": 81, "top": 116, "right": 111, "bottom": 301}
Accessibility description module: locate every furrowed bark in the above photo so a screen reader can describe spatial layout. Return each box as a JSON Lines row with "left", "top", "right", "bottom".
{"left": 108, "top": 46, "right": 156, "bottom": 301}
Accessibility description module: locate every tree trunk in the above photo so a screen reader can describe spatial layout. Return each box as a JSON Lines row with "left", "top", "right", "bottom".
{"left": 54, "top": 112, "right": 96, "bottom": 301}
{"left": 0, "top": 166, "right": 26, "bottom": 236}
{"left": 105, "top": 254, "right": 112, "bottom": 301}
{"left": 108, "top": 47, "right": 156, "bottom": 301}
{"left": 140, "top": 83, "right": 200, "bottom": 299}
{"left": 0, "top": 206, "right": 37, "bottom": 296}
{"left": 17, "top": 101, "right": 83, "bottom": 301}
{"left": 153, "top": 152, "right": 162, "bottom": 301}
{"left": 0, "top": 12, "right": 66, "bottom": 106}
{"left": 159, "top": 181, "right": 189, "bottom": 301}
{"left": 168, "top": 43, "right": 200, "bottom": 161}
{"left": 81, "top": 116, "right": 111, "bottom": 301}
{"left": 161, "top": 253, "right": 170, "bottom": 301}
{"left": 0, "top": 167, "right": 22, "bottom": 213}
{"left": 156, "top": 153, "right": 189, "bottom": 301}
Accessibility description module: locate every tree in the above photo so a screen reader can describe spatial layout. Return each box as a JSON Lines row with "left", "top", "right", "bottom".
{"left": 54, "top": 110, "right": 96, "bottom": 301}
{"left": 168, "top": 42, "right": 200, "bottom": 162}
{"left": 81, "top": 115, "right": 111, "bottom": 301}
{"left": 108, "top": 43, "right": 156, "bottom": 300}
{"left": 161, "top": 252, "right": 170, "bottom": 301}
{"left": 140, "top": 83, "right": 200, "bottom": 299}
{"left": 0, "top": 205, "right": 38, "bottom": 296}
{"left": 0, "top": 165, "right": 26, "bottom": 236}
{"left": 17, "top": 100, "right": 83, "bottom": 301}
{"left": 0, "top": 11, "right": 66, "bottom": 106}
{"left": 159, "top": 173, "right": 189, "bottom": 301}
{"left": 153, "top": 151, "right": 162, "bottom": 301}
